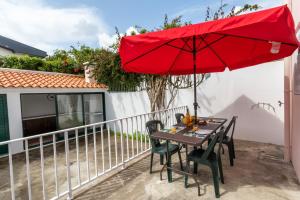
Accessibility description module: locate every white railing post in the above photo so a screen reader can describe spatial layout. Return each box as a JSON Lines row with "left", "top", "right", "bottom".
{"left": 120, "top": 120, "right": 125, "bottom": 169}
{"left": 114, "top": 122, "right": 118, "bottom": 166}
{"left": 53, "top": 134, "right": 59, "bottom": 198}
{"left": 148, "top": 114, "right": 151, "bottom": 149}
{"left": 101, "top": 125, "right": 105, "bottom": 172}
{"left": 8, "top": 143, "right": 15, "bottom": 200}
{"left": 75, "top": 129, "right": 81, "bottom": 186}
{"left": 140, "top": 115, "right": 143, "bottom": 152}
{"left": 107, "top": 124, "right": 112, "bottom": 169}
{"left": 131, "top": 118, "right": 134, "bottom": 157}
{"left": 64, "top": 131, "right": 72, "bottom": 200}
{"left": 135, "top": 116, "right": 139, "bottom": 155}
{"left": 144, "top": 114, "right": 147, "bottom": 151}
{"left": 85, "top": 127, "right": 90, "bottom": 181}
{"left": 40, "top": 137, "right": 46, "bottom": 200}
{"left": 93, "top": 125, "right": 98, "bottom": 176}
{"left": 25, "top": 140, "right": 32, "bottom": 200}
{"left": 126, "top": 118, "right": 129, "bottom": 160}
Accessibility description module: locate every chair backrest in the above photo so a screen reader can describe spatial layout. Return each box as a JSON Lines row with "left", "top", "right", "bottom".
{"left": 146, "top": 120, "right": 164, "bottom": 148}
{"left": 175, "top": 113, "right": 184, "bottom": 124}
{"left": 201, "top": 131, "right": 224, "bottom": 160}
{"left": 224, "top": 116, "right": 237, "bottom": 140}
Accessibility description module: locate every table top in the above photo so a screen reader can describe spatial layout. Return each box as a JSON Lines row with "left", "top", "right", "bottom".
{"left": 150, "top": 117, "right": 227, "bottom": 146}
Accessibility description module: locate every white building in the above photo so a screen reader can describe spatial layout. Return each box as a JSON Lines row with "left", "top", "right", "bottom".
{"left": 0, "top": 35, "right": 47, "bottom": 57}
{"left": 0, "top": 68, "right": 107, "bottom": 154}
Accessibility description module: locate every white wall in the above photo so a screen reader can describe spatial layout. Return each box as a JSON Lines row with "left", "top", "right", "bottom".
{"left": 0, "top": 47, "right": 26, "bottom": 57}
{"left": 0, "top": 47, "right": 14, "bottom": 56}
{"left": 5, "top": 92, "right": 23, "bottom": 153}
{"left": 105, "top": 90, "right": 150, "bottom": 120}
{"left": 288, "top": 0, "right": 300, "bottom": 182}
{"left": 106, "top": 61, "right": 284, "bottom": 145}
{"left": 174, "top": 61, "right": 284, "bottom": 145}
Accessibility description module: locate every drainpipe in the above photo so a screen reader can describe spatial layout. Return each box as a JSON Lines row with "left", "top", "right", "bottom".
{"left": 284, "top": 56, "right": 292, "bottom": 162}
{"left": 283, "top": 0, "right": 293, "bottom": 162}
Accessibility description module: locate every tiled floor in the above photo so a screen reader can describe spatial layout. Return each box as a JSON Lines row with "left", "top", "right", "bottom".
{"left": 75, "top": 140, "right": 300, "bottom": 200}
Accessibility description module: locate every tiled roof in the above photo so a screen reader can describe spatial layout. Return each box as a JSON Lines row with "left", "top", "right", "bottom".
{"left": 0, "top": 68, "right": 107, "bottom": 89}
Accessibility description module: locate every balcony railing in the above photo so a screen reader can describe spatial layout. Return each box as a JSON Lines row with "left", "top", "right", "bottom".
{"left": 0, "top": 106, "right": 188, "bottom": 200}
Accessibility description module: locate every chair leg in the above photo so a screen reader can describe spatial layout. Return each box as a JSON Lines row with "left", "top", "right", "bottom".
{"left": 228, "top": 144, "right": 234, "bottom": 166}
{"left": 218, "top": 156, "right": 224, "bottom": 184}
{"left": 193, "top": 162, "right": 198, "bottom": 174}
{"left": 150, "top": 153, "right": 154, "bottom": 174}
{"left": 160, "top": 154, "right": 164, "bottom": 165}
{"left": 210, "top": 163, "right": 220, "bottom": 198}
{"left": 232, "top": 140, "right": 236, "bottom": 159}
{"left": 184, "top": 160, "right": 190, "bottom": 188}
{"left": 178, "top": 150, "right": 183, "bottom": 170}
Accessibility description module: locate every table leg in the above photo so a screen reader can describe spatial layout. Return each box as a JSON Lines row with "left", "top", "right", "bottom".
{"left": 166, "top": 140, "right": 172, "bottom": 183}
{"left": 184, "top": 144, "right": 189, "bottom": 188}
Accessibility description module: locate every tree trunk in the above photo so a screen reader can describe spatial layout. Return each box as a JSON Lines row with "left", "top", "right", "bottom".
{"left": 146, "top": 76, "right": 167, "bottom": 112}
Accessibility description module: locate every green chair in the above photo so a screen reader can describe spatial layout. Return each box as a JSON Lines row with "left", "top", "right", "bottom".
{"left": 185, "top": 130, "right": 225, "bottom": 198}
{"left": 146, "top": 120, "right": 183, "bottom": 174}
{"left": 221, "top": 116, "right": 237, "bottom": 166}
{"left": 175, "top": 113, "right": 184, "bottom": 124}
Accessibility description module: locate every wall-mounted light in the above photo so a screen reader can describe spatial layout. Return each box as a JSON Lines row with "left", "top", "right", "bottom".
{"left": 47, "top": 94, "right": 55, "bottom": 101}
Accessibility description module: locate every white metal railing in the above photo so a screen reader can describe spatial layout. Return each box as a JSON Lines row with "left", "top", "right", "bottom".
{"left": 0, "top": 106, "right": 187, "bottom": 200}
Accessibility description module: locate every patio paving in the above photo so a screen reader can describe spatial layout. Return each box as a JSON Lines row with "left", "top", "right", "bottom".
{"left": 75, "top": 140, "right": 300, "bottom": 200}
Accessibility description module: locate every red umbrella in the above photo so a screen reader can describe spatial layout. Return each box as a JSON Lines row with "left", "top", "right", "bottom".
{"left": 119, "top": 5, "right": 299, "bottom": 119}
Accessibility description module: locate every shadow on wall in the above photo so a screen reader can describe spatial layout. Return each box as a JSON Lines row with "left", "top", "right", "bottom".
{"left": 213, "top": 95, "right": 283, "bottom": 145}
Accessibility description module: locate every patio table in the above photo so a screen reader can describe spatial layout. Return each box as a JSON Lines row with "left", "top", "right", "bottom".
{"left": 150, "top": 117, "right": 227, "bottom": 195}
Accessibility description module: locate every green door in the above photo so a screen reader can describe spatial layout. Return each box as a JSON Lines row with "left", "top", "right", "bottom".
{"left": 0, "top": 95, "right": 9, "bottom": 154}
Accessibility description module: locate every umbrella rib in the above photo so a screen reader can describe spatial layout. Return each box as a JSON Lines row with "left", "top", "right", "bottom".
{"left": 196, "top": 35, "right": 227, "bottom": 53}
{"left": 165, "top": 43, "right": 192, "bottom": 53}
{"left": 124, "top": 38, "right": 177, "bottom": 66}
{"left": 199, "top": 35, "right": 228, "bottom": 68}
{"left": 195, "top": 34, "right": 208, "bottom": 51}
{"left": 182, "top": 37, "right": 193, "bottom": 51}
{"left": 214, "top": 32, "right": 298, "bottom": 47}
{"left": 166, "top": 40, "right": 190, "bottom": 74}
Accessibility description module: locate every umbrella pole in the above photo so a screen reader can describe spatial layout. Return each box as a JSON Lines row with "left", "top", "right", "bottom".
{"left": 193, "top": 35, "right": 198, "bottom": 124}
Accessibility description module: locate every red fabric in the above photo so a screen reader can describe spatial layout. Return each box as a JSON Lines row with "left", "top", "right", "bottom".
{"left": 119, "top": 5, "right": 299, "bottom": 75}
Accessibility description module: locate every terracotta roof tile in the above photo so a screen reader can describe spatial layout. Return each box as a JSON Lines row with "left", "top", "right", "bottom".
{"left": 0, "top": 69, "right": 108, "bottom": 89}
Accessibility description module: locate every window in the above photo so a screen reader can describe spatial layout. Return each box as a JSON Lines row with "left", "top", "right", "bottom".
{"left": 21, "top": 94, "right": 57, "bottom": 137}
{"left": 83, "top": 94, "right": 104, "bottom": 125}
{"left": 21, "top": 93, "right": 105, "bottom": 142}
{"left": 57, "top": 94, "right": 84, "bottom": 129}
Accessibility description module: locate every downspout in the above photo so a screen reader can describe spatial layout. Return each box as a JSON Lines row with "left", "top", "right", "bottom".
{"left": 284, "top": 54, "right": 292, "bottom": 162}
{"left": 284, "top": 0, "right": 293, "bottom": 162}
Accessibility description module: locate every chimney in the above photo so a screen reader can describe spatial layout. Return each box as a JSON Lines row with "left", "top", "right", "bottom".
{"left": 84, "top": 62, "right": 96, "bottom": 83}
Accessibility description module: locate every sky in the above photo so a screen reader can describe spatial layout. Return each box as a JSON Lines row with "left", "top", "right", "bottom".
{"left": 0, "top": 0, "right": 284, "bottom": 54}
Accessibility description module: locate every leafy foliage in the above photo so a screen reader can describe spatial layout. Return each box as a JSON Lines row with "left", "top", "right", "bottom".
{"left": 0, "top": 45, "right": 102, "bottom": 74}
{"left": 92, "top": 49, "right": 143, "bottom": 89}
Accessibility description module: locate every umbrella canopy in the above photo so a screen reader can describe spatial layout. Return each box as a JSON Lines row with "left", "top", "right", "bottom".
{"left": 120, "top": 5, "right": 298, "bottom": 75}
{"left": 119, "top": 5, "right": 299, "bottom": 119}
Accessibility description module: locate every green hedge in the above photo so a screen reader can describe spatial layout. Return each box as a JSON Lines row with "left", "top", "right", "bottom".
{"left": 0, "top": 55, "right": 81, "bottom": 74}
